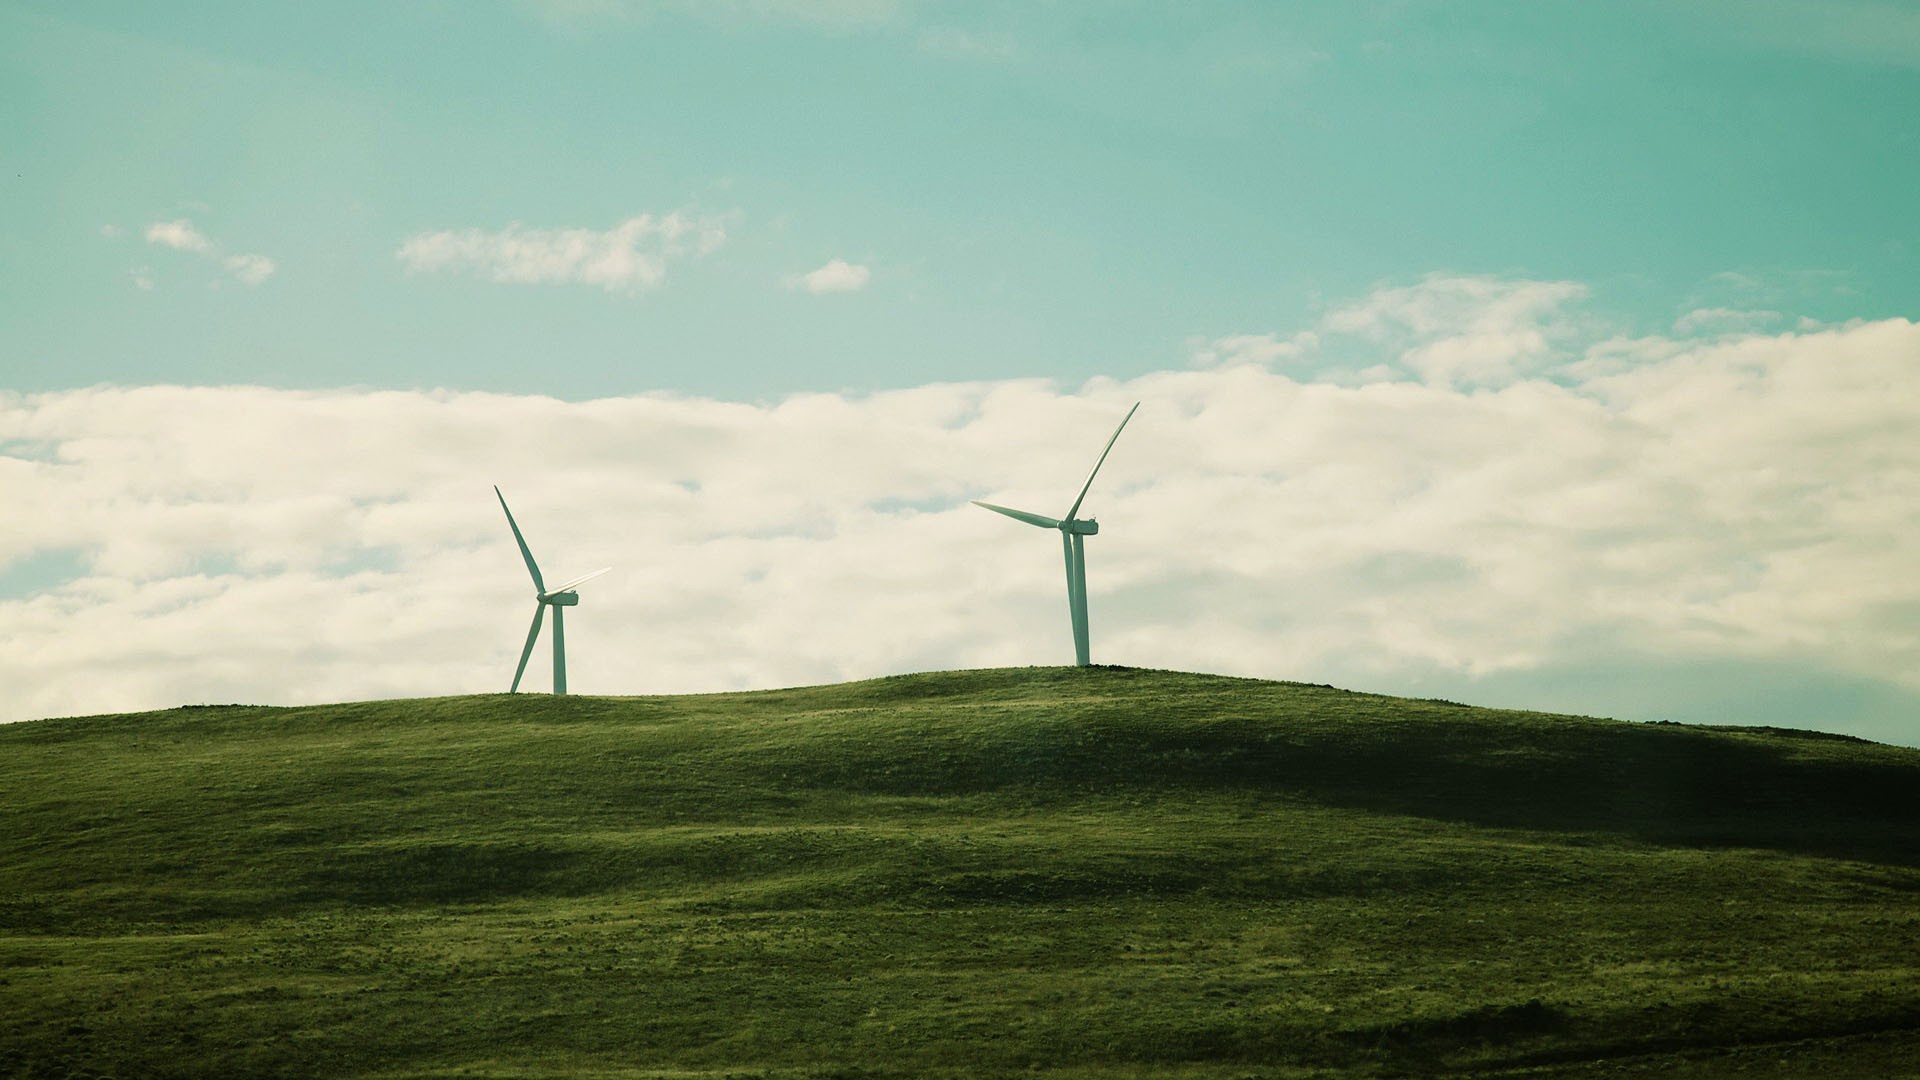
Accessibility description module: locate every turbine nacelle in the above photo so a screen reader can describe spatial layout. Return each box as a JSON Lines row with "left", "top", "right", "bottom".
{"left": 1063, "top": 518, "right": 1099, "bottom": 536}
{"left": 535, "top": 566, "right": 609, "bottom": 608}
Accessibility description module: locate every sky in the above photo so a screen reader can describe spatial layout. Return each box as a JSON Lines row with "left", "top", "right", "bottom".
{"left": 2, "top": 1, "right": 1916, "bottom": 744}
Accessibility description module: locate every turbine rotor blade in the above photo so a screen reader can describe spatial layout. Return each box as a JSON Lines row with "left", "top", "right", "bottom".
{"left": 546, "top": 567, "right": 611, "bottom": 595}
{"left": 495, "top": 485, "right": 546, "bottom": 594}
{"left": 511, "top": 602, "right": 545, "bottom": 693}
{"left": 972, "top": 500, "right": 1061, "bottom": 529}
{"left": 1063, "top": 401, "right": 1140, "bottom": 522}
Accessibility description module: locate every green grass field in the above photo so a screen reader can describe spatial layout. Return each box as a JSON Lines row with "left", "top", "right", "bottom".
{"left": 4, "top": 666, "right": 1918, "bottom": 1078}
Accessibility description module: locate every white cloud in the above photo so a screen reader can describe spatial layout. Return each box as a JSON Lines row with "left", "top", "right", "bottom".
{"left": 1710, "top": 0, "right": 1920, "bottom": 69}
{"left": 4, "top": 298, "right": 1918, "bottom": 741}
{"left": 1673, "top": 307, "right": 1781, "bottom": 335}
{"left": 140, "top": 217, "right": 276, "bottom": 286}
{"left": 397, "top": 212, "right": 728, "bottom": 292}
{"left": 790, "top": 258, "right": 871, "bottom": 294}
{"left": 1193, "top": 274, "right": 1591, "bottom": 386}
{"left": 222, "top": 253, "right": 277, "bottom": 287}
{"left": 1323, "top": 273, "right": 1590, "bottom": 387}
{"left": 919, "top": 26, "right": 1018, "bottom": 60}
{"left": 717, "top": 0, "right": 900, "bottom": 23}
{"left": 1190, "top": 331, "right": 1319, "bottom": 369}
{"left": 525, "top": 0, "right": 901, "bottom": 29}
{"left": 1709, "top": 270, "right": 1766, "bottom": 292}
{"left": 144, "top": 219, "right": 212, "bottom": 253}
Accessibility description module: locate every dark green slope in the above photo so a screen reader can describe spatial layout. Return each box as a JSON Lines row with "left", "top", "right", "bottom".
{"left": 3, "top": 667, "right": 1918, "bottom": 1079}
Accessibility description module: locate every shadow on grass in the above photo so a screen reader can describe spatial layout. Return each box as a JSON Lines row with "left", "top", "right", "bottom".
{"left": 297, "top": 841, "right": 586, "bottom": 905}
{"left": 758, "top": 674, "right": 1920, "bottom": 869}
{"left": 1262, "top": 719, "right": 1918, "bottom": 866}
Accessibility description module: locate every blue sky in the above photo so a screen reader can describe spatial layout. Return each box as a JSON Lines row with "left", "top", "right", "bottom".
{"left": 2, "top": 1, "right": 1917, "bottom": 743}
{"left": 9, "top": 0, "right": 1917, "bottom": 395}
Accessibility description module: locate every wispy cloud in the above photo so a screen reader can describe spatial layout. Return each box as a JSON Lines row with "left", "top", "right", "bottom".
{"left": 1321, "top": 274, "right": 1590, "bottom": 387}
{"left": 710, "top": 0, "right": 901, "bottom": 24}
{"left": 223, "top": 254, "right": 278, "bottom": 287}
{"left": 919, "top": 26, "right": 1018, "bottom": 60}
{"left": 1673, "top": 307, "right": 1781, "bottom": 335}
{"left": 397, "top": 212, "right": 728, "bottom": 292}
{"left": 524, "top": 0, "right": 901, "bottom": 31}
{"left": 135, "top": 217, "right": 276, "bottom": 287}
{"left": 789, "top": 258, "right": 871, "bottom": 294}
{"left": 1695, "top": 266, "right": 1855, "bottom": 312}
{"left": 4, "top": 289, "right": 1916, "bottom": 742}
{"left": 1704, "top": 0, "right": 1920, "bottom": 68}
{"left": 144, "top": 219, "right": 212, "bottom": 252}
{"left": 1192, "top": 274, "right": 1594, "bottom": 386}
{"left": 1190, "top": 331, "right": 1319, "bottom": 369}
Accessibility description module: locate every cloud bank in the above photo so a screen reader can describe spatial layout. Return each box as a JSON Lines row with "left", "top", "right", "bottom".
{"left": 3, "top": 278, "right": 1915, "bottom": 743}
{"left": 396, "top": 212, "right": 728, "bottom": 292}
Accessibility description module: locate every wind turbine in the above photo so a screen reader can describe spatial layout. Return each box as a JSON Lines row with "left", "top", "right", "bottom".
{"left": 973, "top": 401, "right": 1139, "bottom": 667}
{"left": 495, "top": 485, "right": 610, "bottom": 694}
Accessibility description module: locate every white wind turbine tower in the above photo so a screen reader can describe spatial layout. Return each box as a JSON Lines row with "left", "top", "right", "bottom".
{"left": 973, "top": 402, "right": 1140, "bottom": 667}
{"left": 495, "top": 486, "right": 610, "bottom": 695}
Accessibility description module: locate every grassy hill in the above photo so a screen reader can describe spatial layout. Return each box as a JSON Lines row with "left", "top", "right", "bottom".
{"left": 3, "top": 666, "right": 1918, "bottom": 1079}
